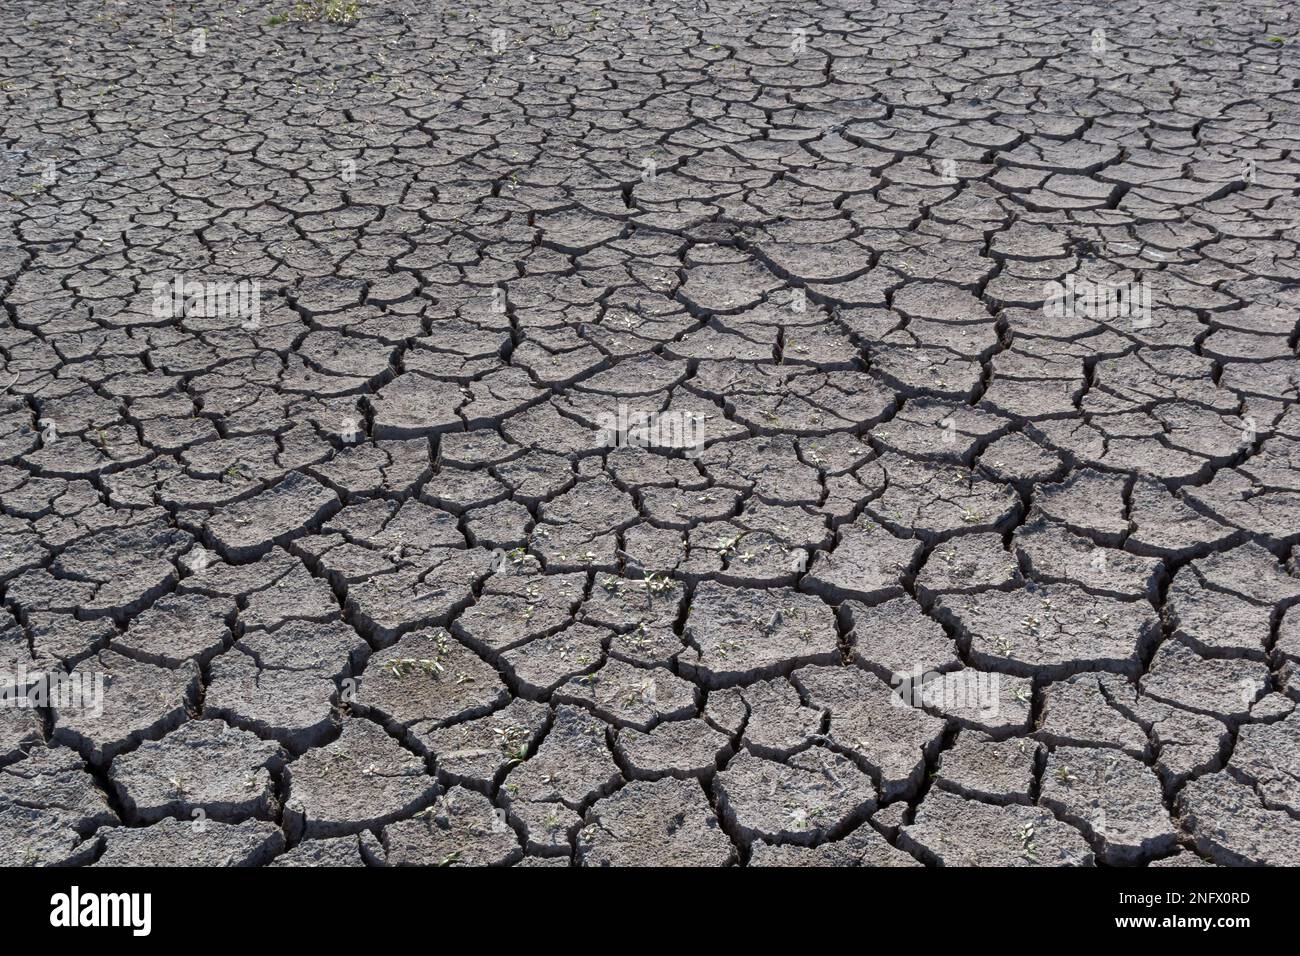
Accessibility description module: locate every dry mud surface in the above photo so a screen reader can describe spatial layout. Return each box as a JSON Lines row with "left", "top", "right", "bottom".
{"left": 2, "top": 0, "right": 1299, "bottom": 867}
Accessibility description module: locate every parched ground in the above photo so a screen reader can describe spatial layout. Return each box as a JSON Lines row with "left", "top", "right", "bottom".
{"left": 1, "top": 0, "right": 1299, "bottom": 868}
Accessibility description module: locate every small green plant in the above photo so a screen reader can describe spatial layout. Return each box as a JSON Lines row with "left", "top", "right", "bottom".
{"left": 625, "top": 623, "right": 652, "bottom": 651}
{"left": 493, "top": 725, "right": 528, "bottom": 762}
{"left": 1019, "top": 823, "right": 1038, "bottom": 862}
{"left": 382, "top": 657, "right": 444, "bottom": 678}
{"left": 644, "top": 572, "right": 675, "bottom": 594}
{"left": 716, "top": 533, "right": 742, "bottom": 556}
{"left": 270, "top": 0, "right": 360, "bottom": 25}
{"left": 714, "top": 638, "right": 741, "bottom": 659}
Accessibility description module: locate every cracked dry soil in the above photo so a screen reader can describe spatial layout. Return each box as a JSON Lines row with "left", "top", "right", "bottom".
{"left": 1, "top": 0, "right": 1299, "bottom": 869}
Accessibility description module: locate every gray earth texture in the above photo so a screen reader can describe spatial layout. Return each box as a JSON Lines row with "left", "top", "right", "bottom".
{"left": 2, "top": 0, "right": 1299, "bottom": 867}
